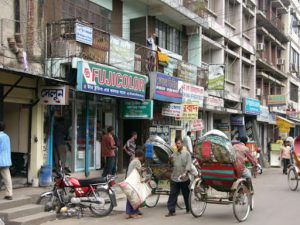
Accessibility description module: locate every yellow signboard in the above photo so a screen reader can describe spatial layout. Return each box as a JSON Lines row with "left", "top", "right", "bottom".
{"left": 276, "top": 116, "right": 295, "bottom": 133}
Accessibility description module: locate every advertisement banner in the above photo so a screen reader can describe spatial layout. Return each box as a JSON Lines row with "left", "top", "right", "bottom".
{"left": 75, "top": 23, "right": 93, "bottom": 46}
{"left": 122, "top": 100, "right": 153, "bottom": 119}
{"left": 177, "top": 102, "right": 199, "bottom": 120}
{"left": 177, "top": 62, "right": 198, "bottom": 85}
{"left": 77, "top": 61, "right": 148, "bottom": 100}
{"left": 230, "top": 115, "right": 245, "bottom": 126}
{"left": 267, "top": 95, "right": 287, "bottom": 106}
{"left": 182, "top": 82, "right": 204, "bottom": 107}
{"left": 243, "top": 98, "right": 261, "bottom": 115}
{"left": 109, "top": 35, "right": 135, "bottom": 72}
{"left": 162, "top": 103, "right": 182, "bottom": 117}
{"left": 150, "top": 72, "right": 183, "bottom": 103}
{"left": 191, "top": 119, "right": 203, "bottom": 132}
{"left": 39, "top": 85, "right": 69, "bottom": 105}
{"left": 208, "top": 64, "right": 225, "bottom": 90}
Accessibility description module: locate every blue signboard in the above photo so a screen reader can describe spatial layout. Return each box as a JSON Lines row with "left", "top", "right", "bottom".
{"left": 150, "top": 72, "right": 183, "bottom": 103}
{"left": 243, "top": 98, "right": 261, "bottom": 115}
{"left": 231, "top": 115, "right": 245, "bottom": 126}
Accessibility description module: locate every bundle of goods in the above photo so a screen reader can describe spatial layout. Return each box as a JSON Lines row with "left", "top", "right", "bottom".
{"left": 195, "top": 130, "right": 236, "bottom": 164}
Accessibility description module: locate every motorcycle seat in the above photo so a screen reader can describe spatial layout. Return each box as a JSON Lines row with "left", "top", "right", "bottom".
{"left": 79, "top": 177, "right": 107, "bottom": 186}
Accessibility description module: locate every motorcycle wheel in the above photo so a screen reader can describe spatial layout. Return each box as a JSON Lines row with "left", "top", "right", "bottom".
{"left": 36, "top": 192, "right": 62, "bottom": 213}
{"left": 89, "top": 189, "right": 113, "bottom": 217}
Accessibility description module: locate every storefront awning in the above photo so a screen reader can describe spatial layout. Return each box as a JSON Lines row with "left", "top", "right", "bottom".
{"left": 287, "top": 117, "right": 300, "bottom": 126}
{"left": 276, "top": 116, "right": 295, "bottom": 133}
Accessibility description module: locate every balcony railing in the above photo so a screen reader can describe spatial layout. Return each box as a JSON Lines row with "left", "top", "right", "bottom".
{"left": 46, "top": 18, "right": 206, "bottom": 87}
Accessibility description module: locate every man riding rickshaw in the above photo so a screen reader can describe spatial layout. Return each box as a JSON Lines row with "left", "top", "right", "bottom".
{"left": 189, "top": 130, "right": 255, "bottom": 222}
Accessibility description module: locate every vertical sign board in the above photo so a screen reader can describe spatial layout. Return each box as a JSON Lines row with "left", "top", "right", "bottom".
{"left": 109, "top": 35, "right": 135, "bottom": 72}
{"left": 77, "top": 61, "right": 148, "bottom": 100}
{"left": 208, "top": 64, "right": 225, "bottom": 90}
{"left": 150, "top": 72, "right": 183, "bottom": 103}
{"left": 75, "top": 23, "right": 93, "bottom": 46}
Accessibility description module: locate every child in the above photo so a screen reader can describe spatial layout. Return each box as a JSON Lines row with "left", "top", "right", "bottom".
{"left": 126, "top": 150, "right": 144, "bottom": 219}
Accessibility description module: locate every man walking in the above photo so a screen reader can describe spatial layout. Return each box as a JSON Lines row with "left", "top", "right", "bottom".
{"left": 102, "top": 126, "right": 116, "bottom": 177}
{"left": 166, "top": 137, "right": 191, "bottom": 217}
{"left": 0, "top": 121, "right": 13, "bottom": 200}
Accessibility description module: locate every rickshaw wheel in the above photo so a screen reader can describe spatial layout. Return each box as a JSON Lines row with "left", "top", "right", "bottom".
{"left": 288, "top": 167, "right": 299, "bottom": 191}
{"left": 189, "top": 182, "right": 207, "bottom": 217}
{"left": 145, "top": 194, "right": 160, "bottom": 208}
{"left": 232, "top": 183, "right": 250, "bottom": 222}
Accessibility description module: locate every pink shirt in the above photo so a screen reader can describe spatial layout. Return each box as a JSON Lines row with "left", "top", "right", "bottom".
{"left": 280, "top": 146, "right": 291, "bottom": 159}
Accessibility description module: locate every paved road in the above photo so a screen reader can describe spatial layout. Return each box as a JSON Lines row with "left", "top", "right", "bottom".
{"left": 42, "top": 168, "right": 300, "bottom": 225}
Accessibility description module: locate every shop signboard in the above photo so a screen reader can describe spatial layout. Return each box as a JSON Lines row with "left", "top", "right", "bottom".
{"left": 75, "top": 23, "right": 93, "bottom": 46}
{"left": 267, "top": 95, "right": 287, "bottom": 106}
{"left": 230, "top": 115, "right": 245, "bottom": 126}
{"left": 208, "top": 64, "right": 225, "bottom": 90}
{"left": 77, "top": 61, "right": 148, "bottom": 101}
{"left": 269, "top": 113, "right": 277, "bottom": 125}
{"left": 191, "top": 119, "right": 203, "bottom": 132}
{"left": 150, "top": 72, "right": 183, "bottom": 103}
{"left": 177, "top": 102, "right": 199, "bottom": 120}
{"left": 204, "top": 96, "right": 224, "bottom": 108}
{"left": 182, "top": 82, "right": 204, "bottom": 107}
{"left": 122, "top": 100, "right": 153, "bottom": 119}
{"left": 162, "top": 103, "right": 182, "bottom": 117}
{"left": 243, "top": 98, "right": 261, "bottom": 115}
{"left": 109, "top": 35, "right": 135, "bottom": 72}
{"left": 216, "top": 123, "right": 230, "bottom": 132}
{"left": 39, "top": 85, "right": 69, "bottom": 105}
{"left": 177, "top": 62, "right": 198, "bottom": 85}
{"left": 257, "top": 106, "right": 270, "bottom": 122}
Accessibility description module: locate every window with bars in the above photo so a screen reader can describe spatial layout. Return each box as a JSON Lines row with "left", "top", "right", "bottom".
{"left": 242, "top": 64, "right": 251, "bottom": 87}
{"left": 61, "top": 0, "right": 112, "bottom": 32}
{"left": 290, "top": 82, "right": 299, "bottom": 103}
{"left": 155, "top": 20, "right": 182, "bottom": 55}
{"left": 290, "top": 47, "right": 299, "bottom": 72}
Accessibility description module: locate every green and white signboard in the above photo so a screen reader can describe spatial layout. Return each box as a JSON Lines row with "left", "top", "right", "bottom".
{"left": 122, "top": 100, "right": 153, "bottom": 119}
{"left": 208, "top": 64, "right": 225, "bottom": 90}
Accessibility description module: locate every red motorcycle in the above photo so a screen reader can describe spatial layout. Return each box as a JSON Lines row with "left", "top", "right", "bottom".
{"left": 37, "top": 167, "right": 117, "bottom": 217}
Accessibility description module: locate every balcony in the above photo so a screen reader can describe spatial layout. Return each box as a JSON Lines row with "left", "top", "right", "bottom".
{"left": 256, "top": 10, "right": 289, "bottom": 43}
{"left": 46, "top": 19, "right": 206, "bottom": 86}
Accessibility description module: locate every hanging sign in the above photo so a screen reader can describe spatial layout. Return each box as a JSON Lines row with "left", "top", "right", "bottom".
{"left": 267, "top": 95, "right": 287, "bottom": 106}
{"left": 162, "top": 103, "right": 182, "bottom": 117}
{"left": 39, "top": 85, "right": 69, "bottom": 105}
{"left": 177, "top": 102, "right": 199, "bottom": 120}
{"left": 150, "top": 72, "right": 183, "bottom": 103}
{"left": 191, "top": 119, "right": 203, "bottom": 132}
{"left": 77, "top": 61, "right": 148, "bottom": 100}
{"left": 243, "top": 98, "right": 261, "bottom": 115}
{"left": 122, "top": 100, "right": 153, "bottom": 119}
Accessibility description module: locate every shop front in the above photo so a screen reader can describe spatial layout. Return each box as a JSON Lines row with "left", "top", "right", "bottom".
{"left": 45, "top": 60, "right": 148, "bottom": 177}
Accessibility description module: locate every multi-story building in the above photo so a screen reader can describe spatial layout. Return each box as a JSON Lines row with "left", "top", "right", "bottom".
{"left": 186, "top": 0, "right": 258, "bottom": 142}
{"left": 255, "top": 0, "right": 291, "bottom": 150}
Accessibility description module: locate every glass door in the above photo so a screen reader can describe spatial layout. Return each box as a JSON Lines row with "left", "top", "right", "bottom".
{"left": 75, "top": 99, "right": 96, "bottom": 171}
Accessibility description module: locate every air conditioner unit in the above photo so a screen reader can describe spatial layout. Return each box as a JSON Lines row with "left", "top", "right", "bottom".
{"left": 257, "top": 43, "right": 264, "bottom": 51}
{"left": 256, "top": 88, "right": 262, "bottom": 96}
{"left": 277, "top": 58, "right": 285, "bottom": 65}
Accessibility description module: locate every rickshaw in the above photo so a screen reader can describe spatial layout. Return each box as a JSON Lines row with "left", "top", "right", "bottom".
{"left": 189, "top": 130, "right": 254, "bottom": 222}
{"left": 287, "top": 136, "right": 300, "bottom": 191}
{"left": 143, "top": 136, "right": 186, "bottom": 209}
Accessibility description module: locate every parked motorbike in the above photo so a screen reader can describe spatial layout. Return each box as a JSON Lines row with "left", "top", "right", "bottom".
{"left": 37, "top": 166, "right": 117, "bottom": 217}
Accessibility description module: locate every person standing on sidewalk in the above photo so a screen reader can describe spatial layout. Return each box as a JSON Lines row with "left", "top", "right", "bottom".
{"left": 0, "top": 121, "right": 13, "bottom": 200}
{"left": 280, "top": 140, "right": 291, "bottom": 175}
{"left": 123, "top": 132, "right": 138, "bottom": 161}
{"left": 166, "top": 137, "right": 191, "bottom": 217}
{"left": 102, "top": 126, "right": 116, "bottom": 177}
{"left": 183, "top": 131, "right": 193, "bottom": 155}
